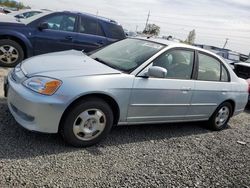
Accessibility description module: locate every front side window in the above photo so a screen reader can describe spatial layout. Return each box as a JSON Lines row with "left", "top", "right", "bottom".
{"left": 90, "top": 38, "right": 164, "bottom": 73}
{"left": 152, "top": 49, "right": 194, "bottom": 79}
{"left": 44, "top": 14, "right": 76, "bottom": 32}
{"left": 79, "top": 16, "right": 105, "bottom": 36}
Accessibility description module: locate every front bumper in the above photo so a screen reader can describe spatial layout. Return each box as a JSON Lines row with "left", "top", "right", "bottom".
{"left": 7, "top": 74, "right": 67, "bottom": 133}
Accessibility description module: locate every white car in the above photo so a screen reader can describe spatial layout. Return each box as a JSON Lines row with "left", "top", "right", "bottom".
{"left": 9, "top": 9, "right": 48, "bottom": 19}
{"left": 5, "top": 37, "right": 249, "bottom": 147}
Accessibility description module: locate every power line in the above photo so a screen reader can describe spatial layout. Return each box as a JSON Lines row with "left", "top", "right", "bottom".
{"left": 223, "top": 38, "right": 229, "bottom": 48}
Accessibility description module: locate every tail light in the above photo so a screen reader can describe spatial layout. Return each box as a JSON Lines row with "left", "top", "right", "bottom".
{"left": 247, "top": 79, "right": 250, "bottom": 94}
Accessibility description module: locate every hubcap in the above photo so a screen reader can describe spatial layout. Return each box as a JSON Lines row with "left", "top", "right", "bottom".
{"left": 73, "top": 109, "right": 106, "bottom": 141}
{"left": 215, "top": 106, "right": 230, "bottom": 127}
{"left": 0, "top": 45, "right": 19, "bottom": 64}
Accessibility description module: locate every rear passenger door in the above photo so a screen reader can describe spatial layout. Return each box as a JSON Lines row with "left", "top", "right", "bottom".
{"left": 188, "top": 52, "right": 232, "bottom": 120}
{"left": 74, "top": 15, "right": 108, "bottom": 52}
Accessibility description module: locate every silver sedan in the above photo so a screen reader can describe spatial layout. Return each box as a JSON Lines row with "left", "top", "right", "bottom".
{"left": 5, "top": 38, "right": 249, "bottom": 147}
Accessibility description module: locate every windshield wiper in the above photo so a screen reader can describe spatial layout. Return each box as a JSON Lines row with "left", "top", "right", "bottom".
{"left": 93, "top": 57, "right": 120, "bottom": 70}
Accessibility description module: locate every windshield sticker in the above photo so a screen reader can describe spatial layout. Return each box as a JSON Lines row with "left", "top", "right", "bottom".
{"left": 141, "top": 43, "right": 162, "bottom": 49}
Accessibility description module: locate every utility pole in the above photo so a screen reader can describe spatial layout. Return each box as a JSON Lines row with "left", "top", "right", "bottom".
{"left": 144, "top": 11, "right": 150, "bottom": 31}
{"left": 223, "top": 38, "right": 229, "bottom": 49}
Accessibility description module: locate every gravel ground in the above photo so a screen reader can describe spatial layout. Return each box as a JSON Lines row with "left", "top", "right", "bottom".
{"left": 0, "top": 68, "right": 249, "bottom": 187}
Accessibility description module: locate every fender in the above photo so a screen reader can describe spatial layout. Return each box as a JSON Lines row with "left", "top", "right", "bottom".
{"left": 0, "top": 29, "right": 33, "bottom": 57}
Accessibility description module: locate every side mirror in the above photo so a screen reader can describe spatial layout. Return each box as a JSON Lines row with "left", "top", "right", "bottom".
{"left": 147, "top": 66, "right": 167, "bottom": 78}
{"left": 38, "top": 22, "right": 49, "bottom": 31}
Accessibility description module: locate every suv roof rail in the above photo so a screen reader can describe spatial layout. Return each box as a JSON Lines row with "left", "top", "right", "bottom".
{"left": 62, "top": 10, "right": 118, "bottom": 24}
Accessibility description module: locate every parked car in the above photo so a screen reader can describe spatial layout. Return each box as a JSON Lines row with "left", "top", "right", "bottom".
{"left": 234, "top": 58, "right": 250, "bottom": 79}
{"left": 0, "top": 7, "right": 12, "bottom": 14}
{"left": 4, "top": 38, "right": 248, "bottom": 147}
{"left": 246, "top": 79, "right": 250, "bottom": 105}
{"left": 0, "top": 11, "right": 126, "bottom": 67}
{"left": 8, "top": 9, "right": 47, "bottom": 19}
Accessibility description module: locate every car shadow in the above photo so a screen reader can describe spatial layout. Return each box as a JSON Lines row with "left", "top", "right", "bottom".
{"left": 244, "top": 105, "right": 250, "bottom": 114}
{"left": 0, "top": 98, "right": 218, "bottom": 160}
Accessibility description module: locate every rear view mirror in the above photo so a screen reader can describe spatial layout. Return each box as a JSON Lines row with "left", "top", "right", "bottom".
{"left": 38, "top": 22, "right": 49, "bottom": 31}
{"left": 147, "top": 66, "right": 167, "bottom": 78}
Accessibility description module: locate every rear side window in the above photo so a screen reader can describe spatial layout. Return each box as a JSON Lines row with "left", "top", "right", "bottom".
{"left": 221, "top": 66, "right": 229, "bottom": 82}
{"left": 79, "top": 16, "right": 105, "bottom": 37}
{"left": 106, "top": 23, "right": 125, "bottom": 40}
{"left": 197, "top": 52, "right": 229, "bottom": 82}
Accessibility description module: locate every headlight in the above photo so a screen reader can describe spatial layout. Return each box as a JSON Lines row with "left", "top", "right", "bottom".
{"left": 23, "top": 77, "right": 62, "bottom": 95}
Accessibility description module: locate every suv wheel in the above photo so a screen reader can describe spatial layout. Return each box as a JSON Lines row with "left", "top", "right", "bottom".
{"left": 0, "top": 39, "right": 24, "bottom": 67}
{"left": 61, "top": 98, "right": 114, "bottom": 147}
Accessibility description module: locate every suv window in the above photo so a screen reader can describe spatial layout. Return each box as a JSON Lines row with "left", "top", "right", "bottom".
{"left": 106, "top": 23, "right": 125, "bottom": 40}
{"left": 152, "top": 49, "right": 194, "bottom": 79}
{"left": 198, "top": 52, "right": 229, "bottom": 82}
{"left": 44, "top": 14, "right": 76, "bottom": 32}
{"left": 79, "top": 16, "right": 105, "bottom": 36}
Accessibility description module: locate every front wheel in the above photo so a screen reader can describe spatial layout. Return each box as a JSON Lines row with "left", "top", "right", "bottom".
{"left": 61, "top": 98, "right": 114, "bottom": 147}
{"left": 0, "top": 39, "right": 24, "bottom": 67}
{"left": 208, "top": 102, "right": 232, "bottom": 131}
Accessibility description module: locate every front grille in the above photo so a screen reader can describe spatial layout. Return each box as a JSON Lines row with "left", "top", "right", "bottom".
{"left": 235, "top": 65, "right": 250, "bottom": 79}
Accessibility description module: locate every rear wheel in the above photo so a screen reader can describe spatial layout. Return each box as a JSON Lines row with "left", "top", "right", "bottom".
{"left": 0, "top": 39, "right": 24, "bottom": 67}
{"left": 61, "top": 98, "right": 114, "bottom": 147}
{"left": 208, "top": 102, "right": 232, "bottom": 131}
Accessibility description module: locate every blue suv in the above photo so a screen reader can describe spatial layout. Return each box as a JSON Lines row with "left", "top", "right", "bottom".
{"left": 0, "top": 11, "right": 126, "bottom": 67}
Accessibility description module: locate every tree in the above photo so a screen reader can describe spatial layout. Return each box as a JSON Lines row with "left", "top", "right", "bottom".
{"left": 143, "top": 24, "right": 160, "bottom": 36}
{"left": 0, "top": 0, "right": 30, "bottom": 10}
{"left": 185, "top": 29, "right": 196, "bottom": 44}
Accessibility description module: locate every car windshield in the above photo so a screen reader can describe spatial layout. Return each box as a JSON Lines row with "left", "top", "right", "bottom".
{"left": 19, "top": 12, "right": 51, "bottom": 24}
{"left": 90, "top": 38, "right": 165, "bottom": 73}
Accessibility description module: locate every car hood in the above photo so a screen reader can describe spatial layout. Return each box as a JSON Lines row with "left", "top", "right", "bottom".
{"left": 0, "top": 16, "right": 24, "bottom": 26}
{"left": 21, "top": 50, "right": 121, "bottom": 78}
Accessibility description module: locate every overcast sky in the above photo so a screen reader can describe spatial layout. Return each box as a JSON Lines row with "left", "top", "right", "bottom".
{"left": 19, "top": 0, "right": 250, "bottom": 54}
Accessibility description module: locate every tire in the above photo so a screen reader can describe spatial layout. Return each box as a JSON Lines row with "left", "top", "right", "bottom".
{"left": 60, "top": 97, "right": 114, "bottom": 147}
{"left": 0, "top": 39, "right": 24, "bottom": 67}
{"left": 208, "top": 102, "right": 232, "bottom": 131}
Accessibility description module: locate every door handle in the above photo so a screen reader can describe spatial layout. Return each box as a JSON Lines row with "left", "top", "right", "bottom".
{"left": 65, "top": 36, "right": 73, "bottom": 40}
{"left": 181, "top": 87, "right": 191, "bottom": 91}
{"left": 221, "top": 89, "right": 229, "bottom": 94}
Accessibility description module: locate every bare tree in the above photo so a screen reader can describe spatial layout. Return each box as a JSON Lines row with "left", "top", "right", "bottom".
{"left": 143, "top": 24, "right": 160, "bottom": 36}
{"left": 185, "top": 29, "right": 196, "bottom": 44}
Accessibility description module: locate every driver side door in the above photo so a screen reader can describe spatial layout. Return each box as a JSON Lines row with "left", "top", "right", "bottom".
{"left": 127, "top": 48, "right": 195, "bottom": 123}
{"left": 33, "top": 13, "right": 78, "bottom": 55}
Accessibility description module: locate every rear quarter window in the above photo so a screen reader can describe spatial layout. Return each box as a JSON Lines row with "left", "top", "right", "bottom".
{"left": 105, "top": 23, "right": 126, "bottom": 40}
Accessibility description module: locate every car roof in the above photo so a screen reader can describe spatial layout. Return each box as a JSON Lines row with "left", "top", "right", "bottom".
{"left": 135, "top": 36, "right": 223, "bottom": 59}
{"left": 61, "top": 11, "right": 119, "bottom": 25}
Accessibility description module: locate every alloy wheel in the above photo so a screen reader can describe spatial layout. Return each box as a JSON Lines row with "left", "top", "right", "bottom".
{"left": 0, "top": 45, "right": 19, "bottom": 64}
